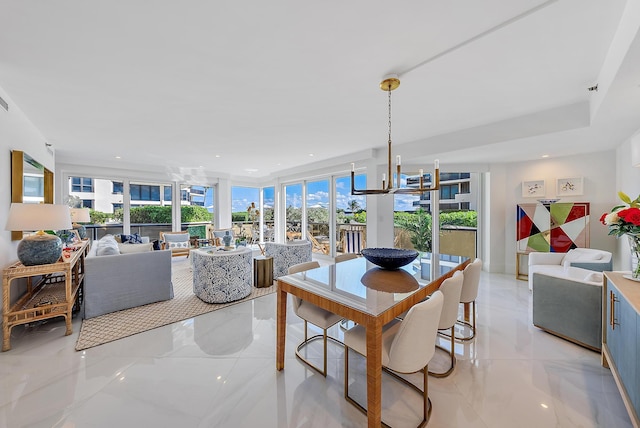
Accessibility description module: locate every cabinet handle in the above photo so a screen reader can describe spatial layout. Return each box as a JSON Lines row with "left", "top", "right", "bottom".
{"left": 610, "top": 290, "right": 619, "bottom": 330}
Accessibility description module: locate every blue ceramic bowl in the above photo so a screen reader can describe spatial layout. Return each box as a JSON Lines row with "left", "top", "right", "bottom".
{"left": 361, "top": 248, "right": 419, "bottom": 270}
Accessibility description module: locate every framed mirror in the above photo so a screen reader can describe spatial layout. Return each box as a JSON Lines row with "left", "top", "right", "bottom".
{"left": 11, "top": 150, "right": 54, "bottom": 240}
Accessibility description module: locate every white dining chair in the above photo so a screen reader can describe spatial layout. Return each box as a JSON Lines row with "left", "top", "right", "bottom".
{"left": 428, "top": 271, "right": 464, "bottom": 378}
{"left": 334, "top": 253, "right": 359, "bottom": 263}
{"left": 442, "top": 258, "right": 482, "bottom": 341}
{"left": 288, "top": 261, "right": 343, "bottom": 376}
{"left": 344, "top": 290, "right": 444, "bottom": 427}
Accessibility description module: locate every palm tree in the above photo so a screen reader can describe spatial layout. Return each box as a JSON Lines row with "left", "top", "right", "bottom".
{"left": 347, "top": 200, "right": 361, "bottom": 213}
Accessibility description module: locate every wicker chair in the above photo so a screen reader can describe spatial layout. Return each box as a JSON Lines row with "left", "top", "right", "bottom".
{"left": 159, "top": 231, "right": 191, "bottom": 257}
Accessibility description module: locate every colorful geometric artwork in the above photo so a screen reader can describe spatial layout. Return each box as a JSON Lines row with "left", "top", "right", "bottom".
{"left": 516, "top": 202, "right": 590, "bottom": 253}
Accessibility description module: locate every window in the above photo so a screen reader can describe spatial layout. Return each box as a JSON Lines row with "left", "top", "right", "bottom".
{"left": 284, "top": 184, "right": 302, "bottom": 241}
{"left": 23, "top": 175, "right": 44, "bottom": 198}
{"left": 231, "top": 186, "right": 260, "bottom": 240}
{"left": 307, "top": 180, "right": 330, "bottom": 254}
{"left": 71, "top": 177, "right": 93, "bottom": 192}
{"left": 440, "top": 184, "right": 459, "bottom": 200}
{"left": 335, "top": 174, "right": 366, "bottom": 254}
{"left": 164, "top": 186, "right": 172, "bottom": 201}
{"left": 81, "top": 199, "right": 94, "bottom": 209}
{"left": 113, "top": 203, "right": 123, "bottom": 211}
{"left": 112, "top": 181, "right": 123, "bottom": 194}
{"left": 263, "top": 187, "right": 275, "bottom": 242}
{"left": 130, "top": 184, "right": 161, "bottom": 201}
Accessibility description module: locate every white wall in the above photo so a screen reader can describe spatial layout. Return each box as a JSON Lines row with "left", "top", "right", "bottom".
{"left": 0, "top": 87, "right": 53, "bottom": 268}
{"left": 615, "top": 130, "right": 640, "bottom": 271}
{"left": 497, "top": 150, "right": 617, "bottom": 275}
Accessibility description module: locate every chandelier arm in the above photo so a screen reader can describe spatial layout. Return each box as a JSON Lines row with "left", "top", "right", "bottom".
{"left": 349, "top": 75, "right": 441, "bottom": 196}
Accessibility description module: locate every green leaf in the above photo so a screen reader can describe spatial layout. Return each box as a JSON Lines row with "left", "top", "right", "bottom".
{"left": 619, "top": 191, "right": 632, "bottom": 204}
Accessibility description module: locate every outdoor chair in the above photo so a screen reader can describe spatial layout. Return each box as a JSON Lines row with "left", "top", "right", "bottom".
{"left": 159, "top": 231, "right": 191, "bottom": 258}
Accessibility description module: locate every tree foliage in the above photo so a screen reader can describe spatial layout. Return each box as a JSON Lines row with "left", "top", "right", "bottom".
{"left": 90, "top": 205, "right": 211, "bottom": 225}
{"left": 394, "top": 210, "right": 478, "bottom": 252}
{"left": 394, "top": 208, "right": 432, "bottom": 252}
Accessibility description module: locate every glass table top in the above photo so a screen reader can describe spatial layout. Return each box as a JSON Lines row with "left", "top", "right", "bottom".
{"left": 279, "top": 254, "right": 468, "bottom": 317}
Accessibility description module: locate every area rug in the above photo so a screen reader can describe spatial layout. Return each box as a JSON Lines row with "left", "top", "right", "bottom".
{"left": 75, "top": 258, "right": 276, "bottom": 351}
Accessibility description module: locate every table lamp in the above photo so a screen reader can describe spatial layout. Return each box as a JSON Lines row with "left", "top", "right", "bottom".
{"left": 5, "top": 203, "right": 72, "bottom": 266}
{"left": 70, "top": 207, "right": 91, "bottom": 239}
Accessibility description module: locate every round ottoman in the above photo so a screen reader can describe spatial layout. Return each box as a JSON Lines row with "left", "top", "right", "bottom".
{"left": 192, "top": 247, "right": 253, "bottom": 303}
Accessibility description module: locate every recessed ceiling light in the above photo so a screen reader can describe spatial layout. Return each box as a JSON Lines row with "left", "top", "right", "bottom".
{"left": 114, "top": 156, "right": 121, "bottom": 159}
{"left": 215, "top": 155, "right": 221, "bottom": 158}
{"left": 245, "top": 168, "right": 258, "bottom": 173}
{"left": 541, "top": 154, "right": 549, "bottom": 158}
{"left": 309, "top": 153, "right": 314, "bottom": 157}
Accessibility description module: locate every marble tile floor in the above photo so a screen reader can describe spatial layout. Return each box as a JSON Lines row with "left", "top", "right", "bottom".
{"left": 0, "top": 263, "right": 632, "bottom": 428}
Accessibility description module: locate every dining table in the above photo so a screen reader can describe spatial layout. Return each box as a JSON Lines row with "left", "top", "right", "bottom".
{"left": 276, "top": 253, "right": 470, "bottom": 427}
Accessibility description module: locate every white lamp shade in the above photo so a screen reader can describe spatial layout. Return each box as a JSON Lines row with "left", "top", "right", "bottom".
{"left": 5, "top": 203, "right": 72, "bottom": 231}
{"left": 70, "top": 207, "right": 91, "bottom": 223}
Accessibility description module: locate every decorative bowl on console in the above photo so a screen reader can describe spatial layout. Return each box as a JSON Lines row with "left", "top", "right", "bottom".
{"left": 361, "top": 248, "right": 419, "bottom": 270}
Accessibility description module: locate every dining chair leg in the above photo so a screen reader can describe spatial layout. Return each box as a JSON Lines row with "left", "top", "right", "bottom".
{"left": 345, "top": 347, "right": 429, "bottom": 428}
{"left": 344, "top": 344, "right": 349, "bottom": 400}
{"left": 323, "top": 328, "right": 328, "bottom": 376}
{"left": 428, "top": 326, "right": 456, "bottom": 378}
{"left": 423, "top": 366, "right": 429, "bottom": 427}
{"left": 296, "top": 325, "right": 343, "bottom": 377}
{"left": 440, "top": 300, "right": 477, "bottom": 342}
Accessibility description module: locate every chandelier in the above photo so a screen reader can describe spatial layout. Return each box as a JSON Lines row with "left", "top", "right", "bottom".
{"left": 350, "top": 74, "right": 440, "bottom": 195}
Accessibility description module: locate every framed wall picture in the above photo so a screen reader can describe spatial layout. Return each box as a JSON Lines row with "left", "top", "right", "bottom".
{"left": 522, "top": 180, "right": 545, "bottom": 198}
{"left": 557, "top": 177, "right": 583, "bottom": 196}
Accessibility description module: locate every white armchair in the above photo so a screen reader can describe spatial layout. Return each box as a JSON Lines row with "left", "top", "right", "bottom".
{"left": 528, "top": 248, "right": 612, "bottom": 291}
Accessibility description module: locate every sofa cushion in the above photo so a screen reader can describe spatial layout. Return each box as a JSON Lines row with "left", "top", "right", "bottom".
{"left": 95, "top": 235, "right": 120, "bottom": 256}
{"left": 562, "top": 248, "right": 607, "bottom": 266}
{"left": 163, "top": 233, "right": 189, "bottom": 243}
{"left": 118, "top": 242, "right": 153, "bottom": 254}
{"left": 163, "top": 233, "right": 190, "bottom": 249}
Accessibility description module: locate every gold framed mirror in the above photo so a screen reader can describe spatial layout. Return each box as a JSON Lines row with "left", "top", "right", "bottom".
{"left": 11, "top": 150, "right": 54, "bottom": 240}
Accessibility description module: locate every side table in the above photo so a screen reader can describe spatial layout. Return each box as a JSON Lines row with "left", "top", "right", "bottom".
{"left": 2, "top": 239, "right": 90, "bottom": 351}
{"left": 253, "top": 256, "right": 273, "bottom": 288}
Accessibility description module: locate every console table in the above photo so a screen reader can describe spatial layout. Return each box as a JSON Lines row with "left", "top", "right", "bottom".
{"left": 603, "top": 271, "right": 640, "bottom": 427}
{"left": 2, "top": 239, "right": 89, "bottom": 351}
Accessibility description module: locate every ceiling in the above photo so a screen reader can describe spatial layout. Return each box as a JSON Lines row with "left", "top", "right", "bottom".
{"left": 1, "top": 0, "right": 638, "bottom": 181}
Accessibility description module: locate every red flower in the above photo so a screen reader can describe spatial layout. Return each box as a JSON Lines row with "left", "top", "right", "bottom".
{"left": 618, "top": 207, "right": 640, "bottom": 226}
{"left": 600, "top": 213, "right": 607, "bottom": 224}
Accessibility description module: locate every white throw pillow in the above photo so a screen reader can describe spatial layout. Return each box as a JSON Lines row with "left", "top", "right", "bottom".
{"left": 96, "top": 235, "right": 120, "bottom": 256}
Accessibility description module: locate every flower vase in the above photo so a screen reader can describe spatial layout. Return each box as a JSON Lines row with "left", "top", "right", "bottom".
{"left": 627, "top": 234, "right": 640, "bottom": 279}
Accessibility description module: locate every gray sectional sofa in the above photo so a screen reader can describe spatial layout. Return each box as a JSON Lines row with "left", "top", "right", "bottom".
{"left": 83, "top": 235, "right": 174, "bottom": 319}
